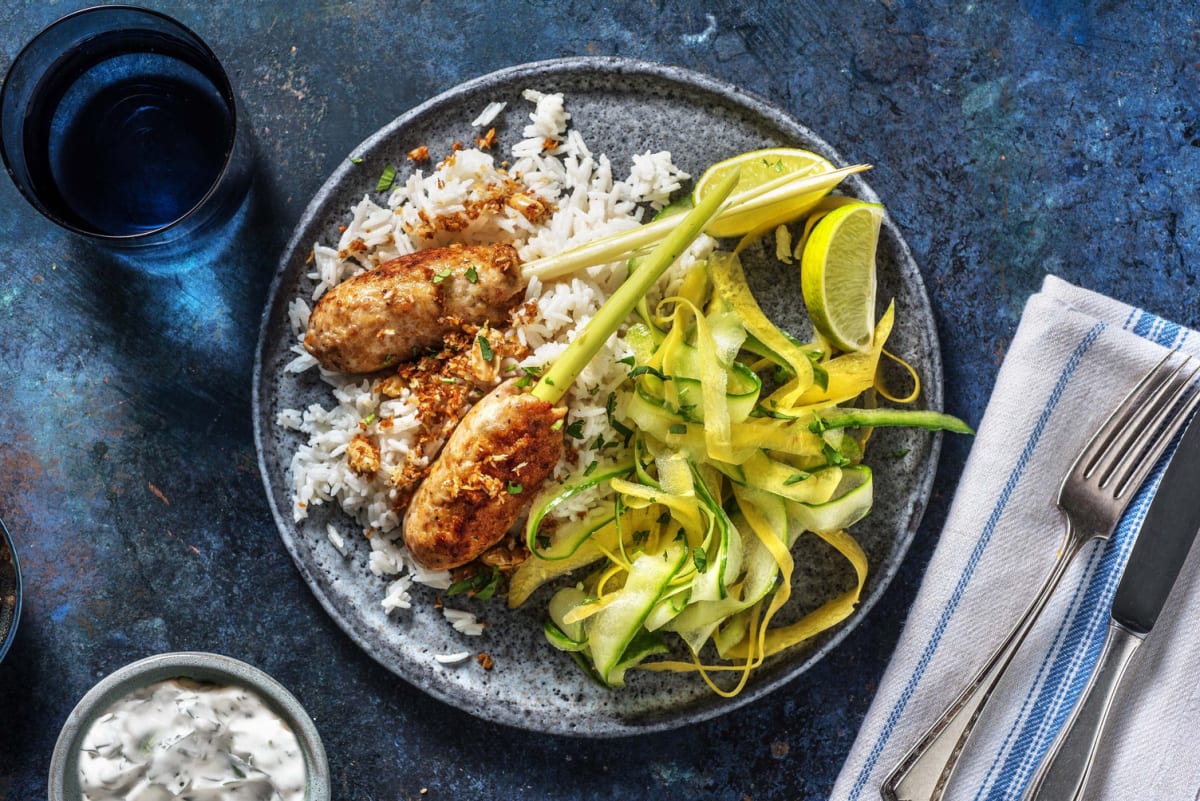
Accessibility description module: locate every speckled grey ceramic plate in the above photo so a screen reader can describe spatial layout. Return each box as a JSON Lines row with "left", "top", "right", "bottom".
{"left": 253, "top": 58, "right": 943, "bottom": 737}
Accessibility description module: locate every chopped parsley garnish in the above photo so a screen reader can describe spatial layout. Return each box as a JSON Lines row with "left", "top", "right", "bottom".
{"left": 604, "top": 392, "right": 635, "bottom": 444}
{"left": 589, "top": 434, "right": 618, "bottom": 451}
{"left": 692, "top": 546, "right": 708, "bottom": 572}
{"left": 476, "top": 335, "right": 494, "bottom": 361}
{"left": 350, "top": 156, "right": 364, "bottom": 164}
{"left": 506, "top": 482, "right": 524, "bottom": 495}
{"left": 514, "top": 364, "right": 542, "bottom": 388}
{"left": 474, "top": 574, "right": 501, "bottom": 601}
{"left": 810, "top": 361, "right": 830, "bottom": 391}
{"left": 583, "top": 460, "right": 599, "bottom": 476}
{"left": 628, "top": 365, "right": 669, "bottom": 381}
{"left": 565, "top": 420, "right": 585, "bottom": 439}
{"left": 618, "top": 355, "right": 636, "bottom": 366}
{"left": 446, "top": 566, "right": 501, "bottom": 600}
{"left": 362, "top": 413, "right": 377, "bottom": 425}
{"left": 752, "top": 403, "right": 794, "bottom": 420}
{"left": 822, "top": 442, "right": 852, "bottom": 467}
{"left": 632, "top": 529, "right": 651, "bottom": 545}
{"left": 376, "top": 163, "right": 397, "bottom": 192}
{"left": 465, "top": 266, "right": 479, "bottom": 284}
{"left": 432, "top": 267, "right": 452, "bottom": 284}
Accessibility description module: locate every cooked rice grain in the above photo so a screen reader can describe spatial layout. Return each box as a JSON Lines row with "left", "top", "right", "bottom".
{"left": 279, "top": 90, "right": 704, "bottom": 632}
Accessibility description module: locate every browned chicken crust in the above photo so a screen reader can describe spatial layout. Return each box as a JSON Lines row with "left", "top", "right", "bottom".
{"left": 403, "top": 380, "right": 566, "bottom": 570}
{"left": 303, "top": 244, "right": 524, "bottom": 374}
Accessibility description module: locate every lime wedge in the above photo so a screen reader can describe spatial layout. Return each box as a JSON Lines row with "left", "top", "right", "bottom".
{"left": 693, "top": 148, "right": 834, "bottom": 238}
{"left": 800, "top": 201, "right": 883, "bottom": 353}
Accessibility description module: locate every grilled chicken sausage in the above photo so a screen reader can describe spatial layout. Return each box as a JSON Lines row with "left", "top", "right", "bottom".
{"left": 303, "top": 244, "right": 524, "bottom": 374}
{"left": 403, "top": 379, "right": 565, "bottom": 570}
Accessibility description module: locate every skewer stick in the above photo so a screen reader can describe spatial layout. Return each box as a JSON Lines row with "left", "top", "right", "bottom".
{"left": 520, "top": 163, "right": 870, "bottom": 283}
{"left": 530, "top": 168, "right": 743, "bottom": 406}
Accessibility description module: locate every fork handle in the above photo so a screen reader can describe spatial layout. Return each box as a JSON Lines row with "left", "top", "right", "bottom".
{"left": 880, "top": 534, "right": 1085, "bottom": 801}
{"left": 1022, "top": 621, "right": 1143, "bottom": 801}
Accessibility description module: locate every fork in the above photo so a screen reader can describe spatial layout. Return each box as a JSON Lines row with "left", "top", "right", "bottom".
{"left": 880, "top": 351, "right": 1200, "bottom": 801}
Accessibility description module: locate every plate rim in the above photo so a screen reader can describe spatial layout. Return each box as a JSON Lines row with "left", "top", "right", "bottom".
{"left": 251, "top": 55, "right": 943, "bottom": 736}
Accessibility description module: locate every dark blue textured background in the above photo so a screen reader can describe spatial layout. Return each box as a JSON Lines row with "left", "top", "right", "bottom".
{"left": 1, "top": 1, "right": 1197, "bottom": 798}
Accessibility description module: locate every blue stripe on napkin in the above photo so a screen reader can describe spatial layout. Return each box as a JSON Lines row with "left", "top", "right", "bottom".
{"left": 979, "top": 476, "right": 1159, "bottom": 799}
{"left": 846, "top": 321, "right": 1108, "bottom": 801}
{"left": 976, "top": 319, "right": 1191, "bottom": 799}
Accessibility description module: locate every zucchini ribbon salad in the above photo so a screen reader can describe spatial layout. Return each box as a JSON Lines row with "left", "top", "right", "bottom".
{"left": 279, "top": 91, "right": 970, "bottom": 695}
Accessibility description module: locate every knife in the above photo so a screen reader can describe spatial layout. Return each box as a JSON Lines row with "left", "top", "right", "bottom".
{"left": 1023, "top": 411, "right": 1200, "bottom": 801}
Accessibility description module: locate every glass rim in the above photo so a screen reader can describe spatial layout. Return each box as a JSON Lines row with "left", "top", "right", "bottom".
{"left": 0, "top": 4, "right": 242, "bottom": 243}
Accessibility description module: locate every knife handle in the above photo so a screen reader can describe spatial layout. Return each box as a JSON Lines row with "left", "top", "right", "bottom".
{"left": 1023, "top": 621, "right": 1144, "bottom": 801}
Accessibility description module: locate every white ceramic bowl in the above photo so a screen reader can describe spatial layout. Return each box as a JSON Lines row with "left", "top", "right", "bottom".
{"left": 49, "top": 651, "right": 330, "bottom": 801}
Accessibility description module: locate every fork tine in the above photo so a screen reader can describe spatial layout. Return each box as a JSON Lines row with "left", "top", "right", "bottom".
{"left": 882, "top": 350, "right": 1197, "bottom": 801}
{"left": 1086, "top": 353, "right": 1200, "bottom": 498}
{"left": 1107, "top": 358, "right": 1200, "bottom": 499}
{"left": 1075, "top": 350, "right": 1182, "bottom": 480}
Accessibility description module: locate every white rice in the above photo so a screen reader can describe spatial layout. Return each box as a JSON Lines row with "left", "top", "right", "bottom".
{"left": 277, "top": 90, "right": 708, "bottom": 650}
{"left": 470, "top": 101, "right": 507, "bottom": 128}
{"left": 443, "top": 607, "right": 487, "bottom": 636}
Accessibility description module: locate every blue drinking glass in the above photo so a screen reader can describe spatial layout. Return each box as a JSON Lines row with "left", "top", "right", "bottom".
{"left": 0, "top": 5, "right": 253, "bottom": 249}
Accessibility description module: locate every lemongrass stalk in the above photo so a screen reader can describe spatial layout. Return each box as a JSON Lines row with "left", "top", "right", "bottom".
{"left": 719, "top": 163, "right": 869, "bottom": 217}
{"left": 522, "top": 163, "right": 870, "bottom": 282}
{"left": 531, "top": 169, "right": 742, "bottom": 405}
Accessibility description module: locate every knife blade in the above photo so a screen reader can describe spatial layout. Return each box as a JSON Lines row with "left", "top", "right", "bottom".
{"left": 1024, "top": 410, "right": 1200, "bottom": 801}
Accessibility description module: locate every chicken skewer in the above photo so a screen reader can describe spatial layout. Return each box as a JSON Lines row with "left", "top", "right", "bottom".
{"left": 302, "top": 164, "right": 868, "bottom": 374}
{"left": 304, "top": 244, "right": 523, "bottom": 374}
{"left": 403, "top": 169, "right": 742, "bottom": 570}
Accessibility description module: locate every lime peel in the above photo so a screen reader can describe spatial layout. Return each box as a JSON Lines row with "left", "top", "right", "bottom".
{"left": 800, "top": 201, "right": 884, "bottom": 353}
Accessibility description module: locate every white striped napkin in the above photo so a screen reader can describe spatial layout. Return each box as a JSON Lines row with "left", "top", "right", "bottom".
{"left": 833, "top": 275, "right": 1200, "bottom": 801}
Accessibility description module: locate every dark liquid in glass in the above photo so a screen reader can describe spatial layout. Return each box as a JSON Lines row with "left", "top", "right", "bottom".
{"left": 23, "top": 31, "right": 233, "bottom": 237}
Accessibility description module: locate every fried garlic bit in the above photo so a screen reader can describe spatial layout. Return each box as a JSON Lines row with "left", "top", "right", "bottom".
{"left": 475, "top": 127, "right": 498, "bottom": 150}
{"left": 377, "top": 322, "right": 531, "bottom": 511}
{"left": 346, "top": 434, "right": 381, "bottom": 475}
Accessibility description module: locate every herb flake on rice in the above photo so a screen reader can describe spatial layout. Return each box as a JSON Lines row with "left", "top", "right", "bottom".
{"left": 278, "top": 89, "right": 704, "bottom": 636}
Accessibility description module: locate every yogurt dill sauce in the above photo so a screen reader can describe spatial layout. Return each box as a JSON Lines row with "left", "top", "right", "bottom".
{"left": 77, "top": 678, "right": 307, "bottom": 800}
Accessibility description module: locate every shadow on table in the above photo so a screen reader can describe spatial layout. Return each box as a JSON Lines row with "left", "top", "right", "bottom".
{"left": 58, "top": 178, "right": 285, "bottom": 432}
